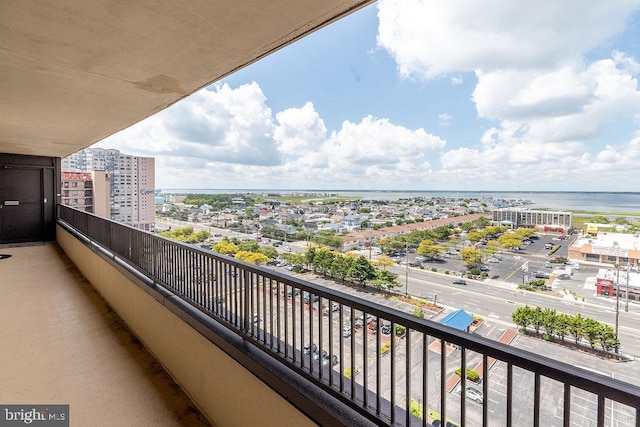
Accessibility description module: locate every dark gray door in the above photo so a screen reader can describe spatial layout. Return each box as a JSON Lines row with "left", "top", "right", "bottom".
{"left": 0, "top": 167, "right": 45, "bottom": 243}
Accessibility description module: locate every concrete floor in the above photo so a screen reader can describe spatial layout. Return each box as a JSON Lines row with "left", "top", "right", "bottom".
{"left": 0, "top": 243, "right": 212, "bottom": 426}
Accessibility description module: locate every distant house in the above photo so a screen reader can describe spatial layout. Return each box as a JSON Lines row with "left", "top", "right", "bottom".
{"left": 342, "top": 214, "right": 361, "bottom": 231}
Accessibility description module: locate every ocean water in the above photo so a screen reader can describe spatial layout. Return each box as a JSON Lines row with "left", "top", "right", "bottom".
{"left": 161, "top": 189, "right": 640, "bottom": 215}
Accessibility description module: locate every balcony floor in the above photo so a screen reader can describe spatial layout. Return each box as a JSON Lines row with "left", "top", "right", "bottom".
{"left": 0, "top": 242, "right": 212, "bottom": 426}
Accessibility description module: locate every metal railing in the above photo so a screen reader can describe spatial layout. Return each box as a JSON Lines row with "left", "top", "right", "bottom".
{"left": 58, "top": 206, "right": 640, "bottom": 427}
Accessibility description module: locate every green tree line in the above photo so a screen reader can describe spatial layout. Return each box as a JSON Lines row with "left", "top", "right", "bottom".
{"left": 512, "top": 305, "right": 620, "bottom": 352}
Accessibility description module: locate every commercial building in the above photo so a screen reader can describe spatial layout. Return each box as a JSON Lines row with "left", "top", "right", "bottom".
{"left": 63, "top": 148, "right": 155, "bottom": 231}
{"left": 492, "top": 208, "right": 573, "bottom": 233}
{"left": 569, "top": 232, "right": 640, "bottom": 267}
{"left": 594, "top": 266, "right": 640, "bottom": 303}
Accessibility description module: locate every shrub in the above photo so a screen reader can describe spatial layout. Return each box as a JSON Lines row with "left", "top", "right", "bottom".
{"left": 395, "top": 325, "right": 407, "bottom": 336}
{"left": 410, "top": 399, "right": 423, "bottom": 419}
{"left": 344, "top": 367, "right": 360, "bottom": 378}
{"left": 431, "top": 267, "right": 438, "bottom": 272}
{"left": 380, "top": 342, "right": 391, "bottom": 355}
{"left": 454, "top": 368, "right": 480, "bottom": 382}
{"left": 412, "top": 307, "right": 425, "bottom": 318}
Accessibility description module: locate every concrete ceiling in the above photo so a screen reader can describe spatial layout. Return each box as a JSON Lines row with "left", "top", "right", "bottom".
{"left": 0, "top": 0, "right": 374, "bottom": 158}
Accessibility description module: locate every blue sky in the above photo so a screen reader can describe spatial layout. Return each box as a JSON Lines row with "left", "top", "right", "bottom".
{"left": 96, "top": 0, "right": 640, "bottom": 191}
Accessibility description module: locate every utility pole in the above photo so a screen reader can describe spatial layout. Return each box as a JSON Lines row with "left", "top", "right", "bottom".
{"left": 625, "top": 263, "right": 630, "bottom": 312}
{"left": 615, "top": 263, "right": 620, "bottom": 352}
{"left": 405, "top": 240, "right": 409, "bottom": 295}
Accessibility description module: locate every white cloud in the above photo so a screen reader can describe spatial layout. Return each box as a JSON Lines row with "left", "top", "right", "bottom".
{"left": 438, "top": 113, "right": 453, "bottom": 126}
{"left": 97, "top": 82, "right": 280, "bottom": 167}
{"left": 375, "top": 0, "right": 640, "bottom": 190}
{"left": 274, "top": 102, "right": 327, "bottom": 157}
{"left": 376, "top": 0, "right": 638, "bottom": 79}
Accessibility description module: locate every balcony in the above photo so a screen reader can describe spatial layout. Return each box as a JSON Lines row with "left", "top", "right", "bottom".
{"left": 9, "top": 205, "right": 630, "bottom": 426}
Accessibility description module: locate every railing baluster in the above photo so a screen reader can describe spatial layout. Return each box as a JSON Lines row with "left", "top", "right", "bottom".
{"left": 390, "top": 322, "right": 396, "bottom": 425}
{"left": 363, "top": 312, "right": 368, "bottom": 407}
{"left": 460, "top": 346, "right": 467, "bottom": 426}
{"left": 534, "top": 372, "right": 541, "bottom": 427}
{"left": 376, "top": 317, "right": 381, "bottom": 416}
{"left": 563, "top": 383, "right": 571, "bottom": 427}
{"left": 507, "top": 363, "right": 513, "bottom": 427}
{"left": 440, "top": 339, "right": 446, "bottom": 427}
{"left": 405, "top": 329, "right": 411, "bottom": 427}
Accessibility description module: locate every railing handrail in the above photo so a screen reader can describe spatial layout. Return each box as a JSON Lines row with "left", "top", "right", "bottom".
{"left": 57, "top": 205, "right": 640, "bottom": 425}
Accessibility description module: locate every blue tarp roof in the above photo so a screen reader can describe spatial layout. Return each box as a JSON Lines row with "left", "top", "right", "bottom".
{"left": 440, "top": 309, "right": 474, "bottom": 331}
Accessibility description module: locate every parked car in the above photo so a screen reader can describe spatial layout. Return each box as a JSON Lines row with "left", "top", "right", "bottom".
{"left": 322, "top": 354, "right": 338, "bottom": 366}
{"left": 356, "top": 314, "right": 374, "bottom": 327}
{"left": 312, "top": 349, "right": 327, "bottom": 360}
{"left": 452, "top": 279, "right": 467, "bottom": 285}
{"left": 381, "top": 322, "right": 392, "bottom": 335}
{"left": 544, "top": 262, "right": 553, "bottom": 268}
{"left": 533, "top": 271, "right": 549, "bottom": 279}
{"left": 342, "top": 325, "right": 351, "bottom": 338}
{"left": 303, "top": 293, "right": 319, "bottom": 304}
{"left": 322, "top": 302, "right": 340, "bottom": 315}
{"left": 303, "top": 343, "right": 317, "bottom": 355}
{"left": 479, "top": 265, "right": 489, "bottom": 271}
{"left": 415, "top": 255, "right": 426, "bottom": 262}
{"left": 286, "top": 288, "right": 301, "bottom": 298}
{"left": 488, "top": 258, "right": 500, "bottom": 263}
{"left": 466, "top": 386, "right": 484, "bottom": 403}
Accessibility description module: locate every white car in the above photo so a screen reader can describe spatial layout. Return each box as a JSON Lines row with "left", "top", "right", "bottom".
{"left": 466, "top": 386, "right": 483, "bottom": 403}
{"left": 488, "top": 258, "right": 500, "bottom": 263}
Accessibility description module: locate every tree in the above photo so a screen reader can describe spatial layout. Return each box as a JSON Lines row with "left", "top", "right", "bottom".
{"left": 582, "top": 318, "right": 601, "bottom": 349}
{"left": 530, "top": 306, "right": 544, "bottom": 334}
{"left": 498, "top": 233, "right": 522, "bottom": 250}
{"left": 330, "top": 254, "right": 352, "bottom": 282}
{"left": 237, "top": 240, "right": 260, "bottom": 252}
{"left": 235, "top": 251, "right": 269, "bottom": 265}
{"left": 460, "top": 247, "right": 483, "bottom": 268}
{"left": 305, "top": 246, "right": 317, "bottom": 271}
{"left": 555, "top": 313, "right": 571, "bottom": 342}
{"left": 512, "top": 306, "right": 531, "bottom": 331}
{"left": 467, "top": 231, "right": 483, "bottom": 242}
{"left": 567, "top": 313, "right": 584, "bottom": 345}
{"left": 348, "top": 255, "right": 376, "bottom": 286}
{"left": 542, "top": 308, "right": 557, "bottom": 337}
{"left": 313, "top": 248, "right": 336, "bottom": 276}
{"left": 590, "top": 215, "right": 610, "bottom": 224}
{"left": 258, "top": 245, "right": 278, "bottom": 259}
{"left": 213, "top": 239, "right": 238, "bottom": 255}
{"left": 614, "top": 217, "right": 629, "bottom": 225}
{"left": 374, "top": 256, "right": 395, "bottom": 269}
{"left": 460, "top": 222, "right": 476, "bottom": 232}
{"left": 417, "top": 239, "right": 442, "bottom": 259}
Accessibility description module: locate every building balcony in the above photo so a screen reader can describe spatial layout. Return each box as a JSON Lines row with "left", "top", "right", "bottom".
{"left": 3, "top": 205, "right": 639, "bottom": 426}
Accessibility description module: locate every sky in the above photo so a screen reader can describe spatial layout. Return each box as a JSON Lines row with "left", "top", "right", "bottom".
{"left": 95, "top": 0, "right": 640, "bottom": 192}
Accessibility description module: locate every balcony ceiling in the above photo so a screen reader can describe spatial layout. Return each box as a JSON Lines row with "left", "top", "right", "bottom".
{"left": 0, "top": 0, "right": 374, "bottom": 158}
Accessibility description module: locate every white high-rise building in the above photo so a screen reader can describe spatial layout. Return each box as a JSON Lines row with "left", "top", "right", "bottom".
{"left": 62, "top": 148, "right": 155, "bottom": 231}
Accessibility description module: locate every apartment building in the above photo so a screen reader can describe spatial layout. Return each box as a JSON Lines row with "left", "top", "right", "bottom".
{"left": 60, "top": 171, "right": 110, "bottom": 218}
{"left": 63, "top": 148, "right": 155, "bottom": 231}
